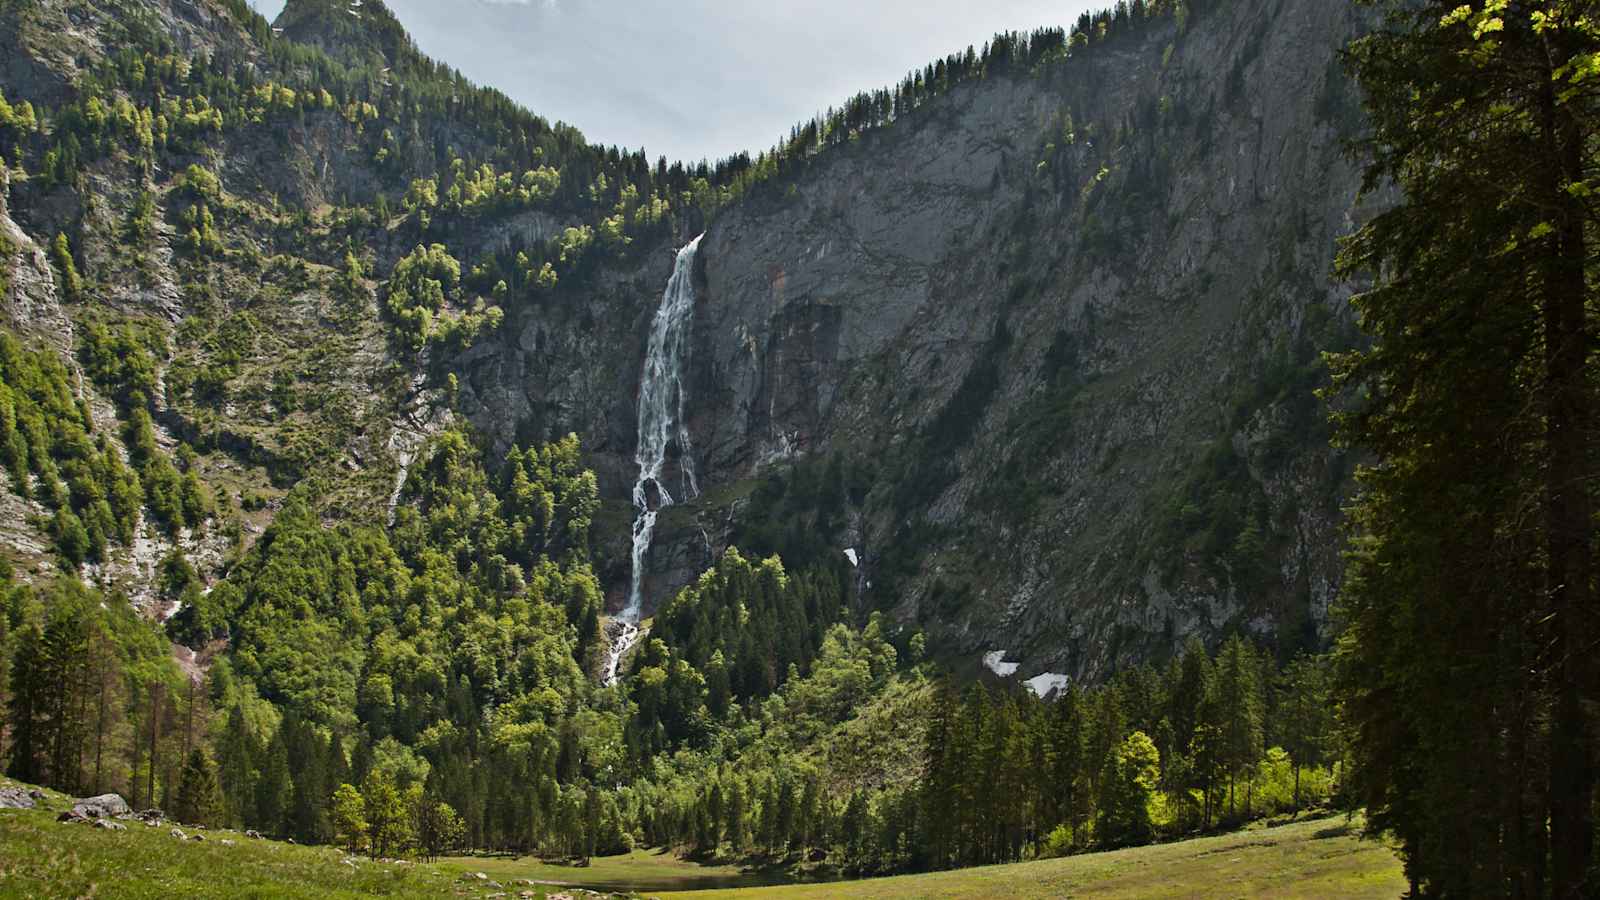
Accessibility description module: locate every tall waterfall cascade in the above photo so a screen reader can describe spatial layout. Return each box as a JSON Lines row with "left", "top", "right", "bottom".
{"left": 603, "top": 234, "right": 704, "bottom": 684}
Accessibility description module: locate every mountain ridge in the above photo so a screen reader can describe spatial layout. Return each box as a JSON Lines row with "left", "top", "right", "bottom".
{"left": 0, "top": 0, "right": 1366, "bottom": 682}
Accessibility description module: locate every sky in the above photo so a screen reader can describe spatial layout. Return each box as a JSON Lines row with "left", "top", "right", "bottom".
{"left": 245, "top": 0, "right": 1104, "bottom": 163}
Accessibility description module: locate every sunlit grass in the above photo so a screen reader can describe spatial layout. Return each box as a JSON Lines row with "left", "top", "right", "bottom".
{"left": 1, "top": 783, "right": 1404, "bottom": 900}
{"left": 0, "top": 785, "right": 542, "bottom": 900}
{"left": 656, "top": 815, "right": 1405, "bottom": 899}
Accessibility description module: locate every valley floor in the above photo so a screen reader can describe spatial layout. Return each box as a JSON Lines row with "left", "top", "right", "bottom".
{"left": 432, "top": 847, "right": 799, "bottom": 894}
{"left": 0, "top": 782, "right": 1405, "bottom": 899}
{"left": 654, "top": 816, "right": 1406, "bottom": 899}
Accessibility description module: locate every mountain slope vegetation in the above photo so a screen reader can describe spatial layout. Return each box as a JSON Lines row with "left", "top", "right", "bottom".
{"left": 0, "top": 0, "right": 1400, "bottom": 892}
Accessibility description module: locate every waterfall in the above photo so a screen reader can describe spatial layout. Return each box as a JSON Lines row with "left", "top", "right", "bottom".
{"left": 604, "top": 234, "right": 704, "bottom": 684}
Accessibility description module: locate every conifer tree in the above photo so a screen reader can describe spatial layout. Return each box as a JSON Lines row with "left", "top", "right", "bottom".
{"left": 1277, "top": 654, "right": 1331, "bottom": 812}
{"left": 215, "top": 705, "right": 260, "bottom": 828}
{"left": 4, "top": 623, "right": 45, "bottom": 783}
{"left": 1213, "top": 636, "right": 1261, "bottom": 821}
{"left": 254, "top": 730, "right": 292, "bottom": 836}
{"left": 919, "top": 684, "right": 959, "bottom": 867}
{"left": 1047, "top": 683, "right": 1087, "bottom": 844}
{"left": 41, "top": 602, "right": 90, "bottom": 792}
{"left": 174, "top": 749, "right": 221, "bottom": 827}
{"left": 1333, "top": 2, "right": 1600, "bottom": 893}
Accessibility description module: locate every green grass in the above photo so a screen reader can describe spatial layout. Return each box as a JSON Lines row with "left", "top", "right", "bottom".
{"left": 657, "top": 816, "right": 1405, "bottom": 899}
{"left": 0, "top": 783, "right": 1406, "bottom": 899}
{"left": 434, "top": 847, "right": 797, "bottom": 894}
{"left": 0, "top": 783, "right": 566, "bottom": 899}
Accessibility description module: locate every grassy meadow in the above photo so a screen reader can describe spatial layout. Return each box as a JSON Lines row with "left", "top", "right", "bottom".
{"left": 654, "top": 816, "right": 1406, "bottom": 900}
{"left": 1, "top": 780, "right": 1404, "bottom": 899}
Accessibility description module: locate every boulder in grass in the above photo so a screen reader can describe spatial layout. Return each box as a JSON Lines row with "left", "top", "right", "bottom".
{"left": 71, "top": 794, "right": 129, "bottom": 819}
{"left": 0, "top": 787, "right": 35, "bottom": 810}
{"left": 57, "top": 810, "right": 87, "bottom": 823}
{"left": 94, "top": 820, "right": 126, "bottom": 831}
{"left": 170, "top": 827, "right": 187, "bottom": 840}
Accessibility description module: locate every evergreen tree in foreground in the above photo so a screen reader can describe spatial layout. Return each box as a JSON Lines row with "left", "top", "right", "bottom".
{"left": 1333, "top": 1, "right": 1600, "bottom": 894}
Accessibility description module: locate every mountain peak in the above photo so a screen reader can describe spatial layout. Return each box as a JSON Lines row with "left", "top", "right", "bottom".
{"left": 274, "top": 0, "right": 411, "bottom": 70}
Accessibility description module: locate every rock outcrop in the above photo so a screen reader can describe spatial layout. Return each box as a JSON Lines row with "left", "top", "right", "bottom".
{"left": 458, "top": 0, "right": 1372, "bottom": 679}
{"left": 71, "top": 794, "right": 131, "bottom": 820}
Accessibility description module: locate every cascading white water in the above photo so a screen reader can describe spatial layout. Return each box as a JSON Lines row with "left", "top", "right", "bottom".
{"left": 603, "top": 234, "right": 704, "bottom": 684}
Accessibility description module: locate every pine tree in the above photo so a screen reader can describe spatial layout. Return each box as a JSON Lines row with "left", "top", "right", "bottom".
{"left": 1047, "top": 683, "right": 1086, "bottom": 844}
{"left": 173, "top": 749, "right": 221, "bottom": 827}
{"left": 1277, "top": 654, "right": 1331, "bottom": 812}
{"left": 84, "top": 621, "right": 125, "bottom": 796}
{"left": 254, "top": 730, "right": 292, "bottom": 836}
{"left": 918, "top": 683, "right": 959, "bottom": 867}
{"left": 725, "top": 778, "right": 746, "bottom": 854}
{"left": 215, "top": 705, "right": 260, "bottom": 828}
{"left": 4, "top": 623, "right": 45, "bottom": 783}
{"left": 1333, "top": 3, "right": 1600, "bottom": 893}
{"left": 41, "top": 603, "right": 90, "bottom": 792}
{"left": 1213, "top": 636, "right": 1261, "bottom": 822}
{"left": 288, "top": 720, "right": 330, "bottom": 843}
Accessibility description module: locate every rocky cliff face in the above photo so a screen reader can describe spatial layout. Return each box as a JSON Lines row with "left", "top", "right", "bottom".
{"left": 0, "top": 0, "right": 1370, "bottom": 683}
{"left": 460, "top": 0, "right": 1371, "bottom": 680}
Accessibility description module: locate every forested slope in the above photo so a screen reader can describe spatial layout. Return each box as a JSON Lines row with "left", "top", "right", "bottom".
{"left": 0, "top": 0, "right": 1356, "bottom": 883}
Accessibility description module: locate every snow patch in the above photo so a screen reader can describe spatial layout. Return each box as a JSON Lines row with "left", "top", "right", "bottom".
{"left": 983, "top": 650, "right": 1019, "bottom": 678}
{"left": 1025, "top": 673, "right": 1071, "bottom": 699}
{"left": 843, "top": 548, "right": 858, "bottom": 567}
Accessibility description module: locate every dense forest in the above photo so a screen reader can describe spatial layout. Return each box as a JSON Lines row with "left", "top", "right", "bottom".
{"left": 0, "top": 504, "right": 1340, "bottom": 870}
{"left": 0, "top": 0, "right": 1595, "bottom": 896}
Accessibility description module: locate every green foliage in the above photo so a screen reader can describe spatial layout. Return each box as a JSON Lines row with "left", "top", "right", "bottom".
{"left": 174, "top": 749, "right": 223, "bottom": 827}
{"left": 49, "top": 234, "right": 82, "bottom": 303}
{"left": 0, "top": 332, "right": 146, "bottom": 561}
{"left": 0, "top": 2, "right": 1356, "bottom": 886}
{"left": 81, "top": 321, "right": 164, "bottom": 410}
{"left": 361, "top": 770, "right": 412, "bottom": 858}
{"left": 1331, "top": 3, "right": 1600, "bottom": 895}
{"left": 4, "top": 575, "right": 182, "bottom": 796}
{"left": 730, "top": 454, "right": 852, "bottom": 572}
{"left": 1096, "top": 731, "right": 1159, "bottom": 847}
{"left": 0, "top": 231, "right": 14, "bottom": 301}
{"left": 381, "top": 244, "right": 502, "bottom": 352}
{"left": 647, "top": 547, "right": 846, "bottom": 711}
{"left": 330, "top": 782, "right": 369, "bottom": 853}
{"left": 415, "top": 793, "right": 465, "bottom": 860}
